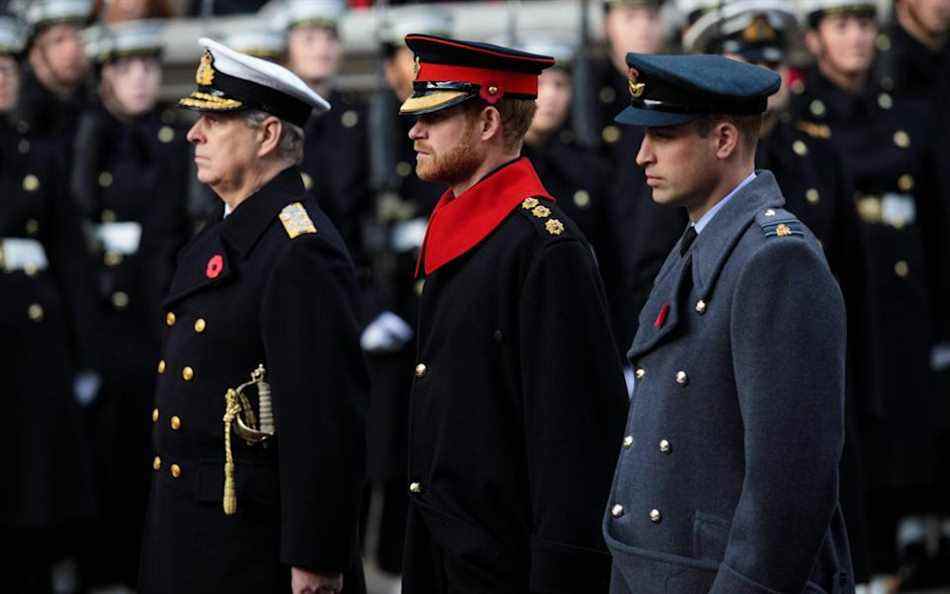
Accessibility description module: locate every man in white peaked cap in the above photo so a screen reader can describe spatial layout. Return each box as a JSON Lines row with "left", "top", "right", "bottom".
{"left": 138, "top": 38, "right": 369, "bottom": 594}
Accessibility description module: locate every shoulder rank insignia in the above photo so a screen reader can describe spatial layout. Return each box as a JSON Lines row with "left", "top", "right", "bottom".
{"left": 757, "top": 209, "right": 805, "bottom": 239}
{"left": 279, "top": 202, "right": 317, "bottom": 238}
{"left": 796, "top": 120, "right": 832, "bottom": 140}
{"left": 545, "top": 219, "right": 565, "bottom": 236}
{"left": 532, "top": 205, "right": 551, "bottom": 218}
{"left": 522, "top": 197, "right": 539, "bottom": 210}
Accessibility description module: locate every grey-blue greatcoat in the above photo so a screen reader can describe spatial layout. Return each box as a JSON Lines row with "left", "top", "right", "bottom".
{"left": 605, "top": 172, "right": 855, "bottom": 594}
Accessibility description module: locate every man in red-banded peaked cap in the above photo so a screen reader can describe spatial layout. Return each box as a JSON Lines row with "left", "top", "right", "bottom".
{"left": 396, "top": 33, "right": 630, "bottom": 594}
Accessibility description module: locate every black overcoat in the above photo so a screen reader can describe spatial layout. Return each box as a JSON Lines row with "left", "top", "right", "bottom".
{"left": 402, "top": 158, "right": 629, "bottom": 594}
{"left": 138, "top": 168, "right": 368, "bottom": 594}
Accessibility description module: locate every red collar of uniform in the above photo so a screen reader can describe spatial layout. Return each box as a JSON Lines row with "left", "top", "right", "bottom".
{"left": 417, "top": 157, "right": 552, "bottom": 277}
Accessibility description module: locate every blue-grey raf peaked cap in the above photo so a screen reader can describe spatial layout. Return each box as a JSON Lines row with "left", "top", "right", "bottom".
{"left": 614, "top": 52, "right": 782, "bottom": 127}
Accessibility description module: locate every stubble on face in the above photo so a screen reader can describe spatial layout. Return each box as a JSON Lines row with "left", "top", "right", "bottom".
{"left": 415, "top": 115, "right": 485, "bottom": 187}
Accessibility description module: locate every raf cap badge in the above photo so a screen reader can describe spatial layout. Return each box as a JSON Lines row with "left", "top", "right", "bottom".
{"left": 628, "top": 68, "right": 645, "bottom": 99}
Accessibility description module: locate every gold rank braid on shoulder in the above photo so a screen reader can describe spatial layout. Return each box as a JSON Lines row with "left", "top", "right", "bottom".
{"left": 279, "top": 202, "right": 317, "bottom": 238}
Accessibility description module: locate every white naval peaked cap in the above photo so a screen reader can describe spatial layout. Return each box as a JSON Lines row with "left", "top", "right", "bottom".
{"left": 86, "top": 19, "right": 165, "bottom": 64}
{"left": 682, "top": 0, "right": 798, "bottom": 54}
{"left": 0, "top": 16, "right": 27, "bottom": 55}
{"left": 222, "top": 29, "right": 287, "bottom": 61}
{"left": 280, "top": 0, "right": 346, "bottom": 30}
{"left": 178, "top": 37, "right": 330, "bottom": 128}
{"left": 799, "top": 0, "right": 878, "bottom": 24}
{"left": 380, "top": 7, "right": 453, "bottom": 45}
{"left": 24, "top": 0, "right": 92, "bottom": 30}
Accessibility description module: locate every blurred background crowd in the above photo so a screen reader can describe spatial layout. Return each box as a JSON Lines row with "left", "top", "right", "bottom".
{"left": 0, "top": 0, "right": 947, "bottom": 593}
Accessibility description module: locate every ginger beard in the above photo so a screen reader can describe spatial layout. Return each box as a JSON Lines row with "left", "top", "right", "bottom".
{"left": 415, "top": 112, "right": 486, "bottom": 187}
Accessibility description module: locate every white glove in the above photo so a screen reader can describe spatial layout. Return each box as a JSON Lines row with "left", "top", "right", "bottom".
{"left": 361, "top": 311, "right": 414, "bottom": 353}
{"left": 74, "top": 370, "right": 102, "bottom": 407}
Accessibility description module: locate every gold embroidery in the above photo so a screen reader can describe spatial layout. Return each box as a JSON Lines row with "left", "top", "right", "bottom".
{"left": 532, "top": 205, "right": 551, "bottom": 218}
{"left": 776, "top": 224, "right": 792, "bottom": 237}
{"left": 279, "top": 202, "right": 317, "bottom": 238}
{"left": 545, "top": 219, "right": 565, "bottom": 236}
{"left": 522, "top": 197, "right": 540, "bottom": 210}
{"left": 196, "top": 50, "right": 215, "bottom": 85}
{"left": 628, "top": 68, "right": 645, "bottom": 98}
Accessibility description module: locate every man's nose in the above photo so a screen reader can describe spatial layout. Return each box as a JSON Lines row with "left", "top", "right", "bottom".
{"left": 408, "top": 120, "right": 425, "bottom": 140}
{"left": 635, "top": 136, "right": 653, "bottom": 168}
{"left": 186, "top": 119, "right": 204, "bottom": 144}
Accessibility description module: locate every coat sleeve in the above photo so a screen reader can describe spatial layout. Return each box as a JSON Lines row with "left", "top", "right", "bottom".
{"left": 709, "top": 238, "right": 846, "bottom": 594}
{"left": 260, "top": 234, "right": 369, "bottom": 572}
{"left": 518, "top": 238, "right": 630, "bottom": 594}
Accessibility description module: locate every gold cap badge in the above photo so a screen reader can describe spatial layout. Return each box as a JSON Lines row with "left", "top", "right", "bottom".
{"left": 628, "top": 68, "right": 645, "bottom": 98}
{"left": 412, "top": 55, "right": 421, "bottom": 80}
{"left": 196, "top": 50, "right": 215, "bottom": 86}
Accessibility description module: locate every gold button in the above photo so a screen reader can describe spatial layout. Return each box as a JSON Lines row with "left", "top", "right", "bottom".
{"left": 98, "top": 171, "right": 113, "bottom": 187}
{"left": 341, "top": 109, "right": 359, "bottom": 128}
{"left": 165, "top": 312, "right": 176, "bottom": 326}
{"left": 810, "top": 100, "right": 826, "bottom": 117}
{"left": 898, "top": 174, "right": 914, "bottom": 192}
{"left": 158, "top": 125, "right": 175, "bottom": 143}
{"left": 894, "top": 130, "right": 910, "bottom": 148}
{"left": 301, "top": 171, "right": 313, "bottom": 190}
{"left": 101, "top": 209, "right": 116, "bottom": 223}
{"left": 895, "top": 260, "right": 909, "bottom": 278}
{"left": 602, "top": 125, "right": 620, "bottom": 144}
{"left": 573, "top": 190, "right": 591, "bottom": 209}
{"left": 622, "top": 435, "right": 634, "bottom": 448}
{"left": 635, "top": 368, "right": 645, "bottom": 380}
{"left": 765, "top": 209, "right": 776, "bottom": 217}
{"left": 793, "top": 140, "right": 808, "bottom": 156}
{"left": 806, "top": 189, "right": 820, "bottom": 205}
{"left": 695, "top": 300, "right": 707, "bottom": 314}
{"left": 182, "top": 367, "right": 194, "bottom": 381}
{"left": 170, "top": 464, "right": 181, "bottom": 478}
{"left": 104, "top": 251, "right": 122, "bottom": 267}
{"left": 152, "top": 456, "right": 161, "bottom": 470}
{"left": 415, "top": 363, "right": 427, "bottom": 378}
{"left": 878, "top": 93, "right": 893, "bottom": 110}
{"left": 414, "top": 279, "right": 425, "bottom": 296}
{"left": 659, "top": 439, "right": 672, "bottom": 454}
{"left": 152, "top": 408, "right": 159, "bottom": 423}
{"left": 649, "top": 509, "right": 662, "bottom": 523}
{"left": 611, "top": 504, "right": 624, "bottom": 518}
{"left": 409, "top": 482, "right": 422, "bottom": 493}
{"left": 675, "top": 371, "right": 688, "bottom": 385}
{"left": 599, "top": 86, "right": 616, "bottom": 104}
{"left": 396, "top": 161, "right": 413, "bottom": 177}
{"left": 111, "top": 291, "right": 129, "bottom": 309}
{"left": 876, "top": 33, "right": 891, "bottom": 51}
{"left": 27, "top": 303, "right": 44, "bottom": 322}
{"left": 158, "top": 360, "right": 165, "bottom": 374}
{"left": 170, "top": 416, "right": 181, "bottom": 430}
{"left": 22, "top": 174, "right": 39, "bottom": 191}
{"left": 194, "top": 318, "right": 206, "bottom": 333}
{"left": 488, "top": 85, "right": 499, "bottom": 95}
{"left": 25, "top": 219, "right": 39, "bottom": 235}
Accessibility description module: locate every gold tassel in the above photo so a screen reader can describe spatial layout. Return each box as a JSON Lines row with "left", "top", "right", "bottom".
{"left": 223, "top": 389, "right": 240, "bottom": 515}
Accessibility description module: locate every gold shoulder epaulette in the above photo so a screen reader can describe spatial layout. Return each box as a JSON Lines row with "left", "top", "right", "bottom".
{"left": 279, "top": 202, "right": 317, "bottom": 238}
{"left": 796, "top": 120, "right": 832, "bottom": 140}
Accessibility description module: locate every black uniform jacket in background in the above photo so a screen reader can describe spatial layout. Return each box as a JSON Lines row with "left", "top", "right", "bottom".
{"left": 0, "top": 116, "right": 94, "bottom": 529}
{"left": 139, "top": 168, "right": 368, "bottom": 594}
{"left": 403, "top": 157, "right": 630, "bottom": 594}
{"left": 605, "top": 172, "right": 853, "bottom": 594}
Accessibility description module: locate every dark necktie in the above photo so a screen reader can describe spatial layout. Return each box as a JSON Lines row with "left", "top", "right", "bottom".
{"left": 680, "top": 225, "right": 698, "bottom": 257}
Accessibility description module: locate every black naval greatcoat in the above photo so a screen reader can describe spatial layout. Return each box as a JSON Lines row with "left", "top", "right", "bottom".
{"left": 605, "top": 172, "right": 854, "bottom": 594}
{"left": 792, "top": 69, "right": 950, "bottom": 490}
{"left": 402, "top": 157, "right": 629, "bottom": 594}
{"left": 0, "top": 116, "right": 94, "bottom": 530}
{"left": 139, "top": 168, "right": 368, "bottom": 594}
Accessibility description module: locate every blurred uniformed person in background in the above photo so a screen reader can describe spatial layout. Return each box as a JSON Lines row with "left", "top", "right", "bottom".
{"left": 72, "top": 20, "right": 191, "bottom": 590}
{"left": 0, "top": 13, "right": 95, "bottom": 593}
{"left": 139, "top": 38, "right": 368, "bottom": 594}
{"left": 604, "top": 52, "right": 853, "bottom": 594}
{"left": 796, "top": 1, "right": 950, "bottom": 589}
{"left": 223, "top": 27, "right": 287, "bottom": 62}
{"left": 358, "top": 7, "right": 452, "bottom": 579}
{"left": 683, "top": 4, "right": 871, "bottom": 582}
{"left": 521, "top": 38, "right": 618, "bottom": 300}
{"left": 282, "top": 0, "right": 371, "bottom": 282}
{"left": 875, "top": 0, "right": 950, "bottom": 105}
{"left": 591, "top": 0, "right": 687, "bottom": 359}
{"left": 18, "top": 0, "right": 92, "bottom": 150}
{"left": 398, "top": 33, "right": 628, "bottom": 593}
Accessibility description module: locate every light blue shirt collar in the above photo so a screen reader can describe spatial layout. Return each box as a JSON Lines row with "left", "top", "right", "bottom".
{"left": 692, "top": 172, "right": 757, "bottom": 234}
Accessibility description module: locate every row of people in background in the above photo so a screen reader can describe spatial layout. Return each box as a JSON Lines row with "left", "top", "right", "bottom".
{"left": 1, "top": 0, "right": 948, "bottom": 592}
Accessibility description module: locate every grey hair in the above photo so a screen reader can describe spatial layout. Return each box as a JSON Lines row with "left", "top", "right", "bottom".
{"left": 243, "top": 110, "right": 305, "bottom": 165}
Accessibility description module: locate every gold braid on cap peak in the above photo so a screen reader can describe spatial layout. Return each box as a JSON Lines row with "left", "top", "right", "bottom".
{"left": 179, "top": 92, "right": 244, "bottom": 111}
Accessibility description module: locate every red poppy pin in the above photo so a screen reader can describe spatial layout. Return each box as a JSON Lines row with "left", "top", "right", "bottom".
{"left": 654, "top": 303, "right": 670, "bottom": 328}
{"left": 206, "top": 254, "right": 224, "bottom": 279}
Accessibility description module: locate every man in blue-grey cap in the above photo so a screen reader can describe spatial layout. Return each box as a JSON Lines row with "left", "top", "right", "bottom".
{"left": 603, "top": 52, "right": 855, "bottom": 594}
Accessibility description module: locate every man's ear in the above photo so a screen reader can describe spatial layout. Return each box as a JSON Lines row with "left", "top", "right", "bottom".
{"left": 256, "top": 116, "right": 283, "bottom": 158}
{"left": 479, "top": 106, "right": 503, "bottom": 143}
{"left": 713, "top": 121, "right": 741, "bottom": 160}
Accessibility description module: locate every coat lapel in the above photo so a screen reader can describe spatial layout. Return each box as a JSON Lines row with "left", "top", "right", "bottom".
{"left": 162, "top": 225, "right": 235, "bottom": 309}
